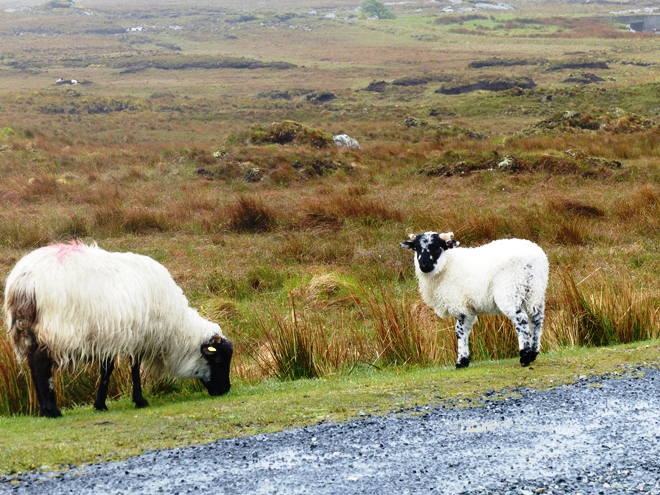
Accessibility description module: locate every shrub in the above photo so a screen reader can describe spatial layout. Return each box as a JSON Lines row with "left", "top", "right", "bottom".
{"left": 361, "top": 0, "right": 396, "bottom": 19}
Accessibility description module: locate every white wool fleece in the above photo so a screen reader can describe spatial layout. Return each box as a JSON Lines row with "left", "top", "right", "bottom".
{"left": 414, "top": 238, "right": 549, "bottom": 319}
{"left": 4, "top": 242, "right": 224, "bottom": 380}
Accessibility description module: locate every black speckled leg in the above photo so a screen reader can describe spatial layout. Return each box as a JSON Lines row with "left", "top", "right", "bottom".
{"left": 455, "top": 314, "right": 477, "bottom": 369}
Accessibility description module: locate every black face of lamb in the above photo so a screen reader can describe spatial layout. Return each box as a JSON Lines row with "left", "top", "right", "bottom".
{"left": 200, "top": 337, "right": 234, "bottom": 396}
{"left": 400, "top": 233, "right": 451, "bottom": 273}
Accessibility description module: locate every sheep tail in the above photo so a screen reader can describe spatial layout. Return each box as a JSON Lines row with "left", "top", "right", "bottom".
{"left": 4, "top": 275, "right": 38, "bottom": 362}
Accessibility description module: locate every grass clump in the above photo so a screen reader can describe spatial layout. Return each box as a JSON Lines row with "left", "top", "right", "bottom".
{"left": 555, "top": 270, "right": 660, "bottom": 347}
{"left": 113, "top": 56, "right": 296, "bottom": 74}
{"left": 224, "top": 195, "right": 277, "bottom": 233}
{"left": 437, "top": 76, "right": 536, "bottom": 95}
{"left": 418, "top": 149, "right": 624, "bottom": 178}
{"left": 364, "top": 285, "right": 449, "bottom": 367}
{"left": 240, "top": 121, "right": 333, "bottom": 148}
{"left": 252, "top": 296, "right": 340, "bottom": 380}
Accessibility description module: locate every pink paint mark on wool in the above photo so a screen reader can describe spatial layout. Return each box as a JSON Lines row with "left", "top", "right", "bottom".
{"left": 48, "top": 242, "right": 87, "bottom": 262}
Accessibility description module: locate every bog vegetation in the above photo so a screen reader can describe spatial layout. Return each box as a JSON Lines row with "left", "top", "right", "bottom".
{"left": 0, "top": 0, "right": 658, "bottom": 417}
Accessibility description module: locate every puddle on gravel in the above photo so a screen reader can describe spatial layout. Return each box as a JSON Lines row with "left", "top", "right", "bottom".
{"left": 460, "top": 419, "right": 514, "bottom": 433}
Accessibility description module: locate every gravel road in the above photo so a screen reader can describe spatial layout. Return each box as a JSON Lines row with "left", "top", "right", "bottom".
{"left": 2, "top": 367, "right": 660, "bottom": 495}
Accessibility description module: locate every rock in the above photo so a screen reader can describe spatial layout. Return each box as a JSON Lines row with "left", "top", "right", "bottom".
{"left": 403, "top": 116, "right": 421, "bottom": 127}
{"left": 497, "top": 156, "right": 522, "bottom": 171}
{"left": 240, "top": 162, "right": 263, "bottom": 182}
{"left": 333, "top": 134, "right": 361, "bottom": 149}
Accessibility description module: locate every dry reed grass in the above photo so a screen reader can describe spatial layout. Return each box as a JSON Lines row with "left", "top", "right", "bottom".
{"left": 250, "top": 295, "right": 361, "bottom": 380}
{"left": 552, "top": 269, "right": 660, "bottom": 347}
{"left": 295, "top": 193, "right": 402, "bottom": 230}
{"left": 224, "top": 195, "right": 277, "bottom": 233}
{"left": 364, "top": 286, "right": 453, "bottom": 367}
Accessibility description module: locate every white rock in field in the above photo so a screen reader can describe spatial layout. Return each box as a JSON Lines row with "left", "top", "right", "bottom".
{"left": 333, "top": 134, "right": 361, "bottom": 149}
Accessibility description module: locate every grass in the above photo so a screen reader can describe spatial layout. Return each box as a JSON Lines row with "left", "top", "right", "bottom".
{"left": 1, "top": 341, "right": 659, "bottom": 476}
{"left": 0, "top": 158, "right": 657, "bottom": 413}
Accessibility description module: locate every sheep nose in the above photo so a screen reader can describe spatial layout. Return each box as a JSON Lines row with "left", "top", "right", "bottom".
{"left": 418, "top": 257, "right": 436, "bottom": 273}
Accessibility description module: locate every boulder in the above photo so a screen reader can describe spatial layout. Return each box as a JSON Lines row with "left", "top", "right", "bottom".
{"left": 333, "top": 134, "right": 361, "bottom": 149}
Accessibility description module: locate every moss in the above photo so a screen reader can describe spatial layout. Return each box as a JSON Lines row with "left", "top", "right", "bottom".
{"left": 437, "top": 76, "right": 536, "bottom": 95}
{"left": 0, "top": 126, "right": 16, "bottom": 140}
{"left": 418, "top": 150, "right": 624, "bottom": 178}
{"left": 247, "top": 121, "right": 333, "bottom": 148}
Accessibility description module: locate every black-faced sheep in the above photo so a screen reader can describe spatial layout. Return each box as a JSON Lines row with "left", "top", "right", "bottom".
{"left": 4, "top": 242, "right": 233, "bottom": 418}
{"left": 401, "top": 232, "right": 549, "bottom": 368}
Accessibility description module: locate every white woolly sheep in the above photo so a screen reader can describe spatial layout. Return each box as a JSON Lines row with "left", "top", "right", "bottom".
{"left": 401, "top": 232, "right": 549, "bottom": 368}
{"left": 4, "top": 242, "right": 233, "bottom": 418}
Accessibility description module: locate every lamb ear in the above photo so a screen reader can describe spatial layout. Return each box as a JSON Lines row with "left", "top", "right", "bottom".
{"left": 400, "top": 233, "right": 417, "bottom": 250}
{"left": 439, "top": 232, "right": 454, "bottom": 241}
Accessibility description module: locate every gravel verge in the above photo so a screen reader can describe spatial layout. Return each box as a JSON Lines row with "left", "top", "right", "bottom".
{"left": 2, "top": 366, "right": 660, "bottom": 494}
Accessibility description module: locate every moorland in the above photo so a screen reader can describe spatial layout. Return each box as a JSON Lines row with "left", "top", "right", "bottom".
{"left": 0, "top": 0, "right": 658, "bottom": 474}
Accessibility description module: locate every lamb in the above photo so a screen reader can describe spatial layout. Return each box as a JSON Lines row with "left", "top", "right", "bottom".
{"left": 4, "top": 242, "right": 233, "bottom": 418}
{"left": 400, "top": 232, "right": 549, "bottom": 368}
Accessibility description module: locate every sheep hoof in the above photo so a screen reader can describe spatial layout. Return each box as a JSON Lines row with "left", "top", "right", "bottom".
{"left": 134, "top": 398, "right": 150, "bottom": 409}
{"left": 93, "top": 403, "right": 108, "bottom": 411}
{"left": 519, "top": 349, "right": 538, "bottom": 367}
{"left": 455, "top": 356, "right": 471, "bottom": 369}
{"left": 40, "top": 407, "right": 63, "bottom": 418}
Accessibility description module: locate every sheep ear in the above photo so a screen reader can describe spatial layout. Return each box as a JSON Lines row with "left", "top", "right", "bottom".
{"left": 400, "top": 233, "right": 417, "bottom": 250}
{"left": 439, "top": 232, "right": 454, "bottom": 241}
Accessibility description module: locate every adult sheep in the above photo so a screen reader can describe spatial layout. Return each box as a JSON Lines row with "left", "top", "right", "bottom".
{"left": 4, "top": 242, "right": 233, "bottom": 418}
{"left": 400, "top": 232, "right": 548, "bottom": 368}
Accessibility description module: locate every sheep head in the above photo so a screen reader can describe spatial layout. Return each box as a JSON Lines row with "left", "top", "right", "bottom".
{"left": 200, "top": 335, "right": 233, "bottom": 396}
{"left": 400, "top": 231, "right": 460, "bottom": 273}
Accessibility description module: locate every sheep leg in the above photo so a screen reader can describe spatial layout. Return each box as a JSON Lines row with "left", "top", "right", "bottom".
{"left": 27, "top": 346, "right": 62, "bottom": 418}
{"left": 529, "top": 302, "right": 545, "bottom": 358}
{"left": 455, "top": 314, "right": 476, "bottom": 368}
{"left": 94, "top": 358, "right": 115, "bottom": 411}
{"left": 131, "top": 358, "right": 149, "bottom": 409}
{"left": 510, "top": 308, "right": 536, "bottom": 367}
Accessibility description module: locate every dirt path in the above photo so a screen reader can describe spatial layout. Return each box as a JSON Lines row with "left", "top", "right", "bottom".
{"left": 3, "top": 367, "right": 660, "bottom": 494}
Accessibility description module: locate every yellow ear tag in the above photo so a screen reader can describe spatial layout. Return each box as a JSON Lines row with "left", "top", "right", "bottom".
{"left": 207, "top": 346, "right": 217, "bottom": 353}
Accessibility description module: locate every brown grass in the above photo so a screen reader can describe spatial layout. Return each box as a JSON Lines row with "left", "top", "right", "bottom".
{"left": 250, "top": 295, "right": 358, "bottom": 379}
{"left": 224, "top": 195, "right": 278, "bottom": 233}
{"left": 363, "top": 284, "right": 450, "bottom": 367}
{"left": 552, "top": 269, "right": 660, "bottom": 347}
